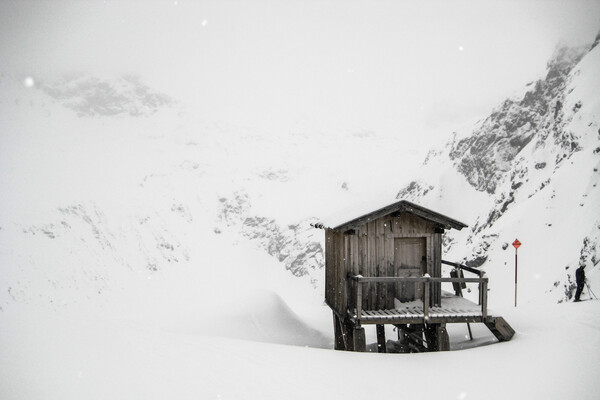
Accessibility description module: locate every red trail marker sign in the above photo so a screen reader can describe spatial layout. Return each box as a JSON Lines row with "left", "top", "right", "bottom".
{"left": 512, "top": 239, "right": 522, "bottom": 306}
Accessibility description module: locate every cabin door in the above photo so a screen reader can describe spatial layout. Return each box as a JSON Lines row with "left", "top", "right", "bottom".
{"left": 393, "top": 237, "right": 426, "bottom": 302}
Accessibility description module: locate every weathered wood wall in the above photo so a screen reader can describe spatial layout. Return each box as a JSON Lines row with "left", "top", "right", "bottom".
{"left": 326, "top": 213, "right": 443, "bottom": 314}
{"left": 325, "top": 229, "right": 346, "bottom": 317}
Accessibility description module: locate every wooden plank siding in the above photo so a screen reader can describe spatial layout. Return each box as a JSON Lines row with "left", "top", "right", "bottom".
{"left": 367, "top": 221, "right": 376, "bottom": 309}
{"left": 376, "top": 220, "right": 386, "bottom": 310}
{"left": 325, "top": 229, "right": 346, "bottom": 317}
{"left": 384, "top": 219, "right": 395, "bottom": 309}
{"left": 324, "top": 229, "right": 335, "bottom": 312}
{"left": 336, "top": 230, "right": 346, "bottom": 315}
{"left": 327, "top": 212, "right": 444, "bottom": 315}
{"left": 432, "top": 231, "right": 442, "bottom": 306}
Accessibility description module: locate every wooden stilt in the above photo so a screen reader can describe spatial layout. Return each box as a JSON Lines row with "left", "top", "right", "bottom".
{"left": 353, "top": 327, "right": 366, "bottom": 352}
{"left": 437, "top": 324, "right": 450, "bottom": 351}
{"left": 424, "top": 324, "right": 449, "bottom": 351}
{"left": 376, "top": 324, "right": 387, "bottom": 353}
{"left": 396, "top": 325, "right": 404, "bottom": 342}
{"left": 342, "top": 318, "right": 354, "bottom": 351}
{"left": 333, "top": 313, "right": 346, "bottom": 350}
{"left": 424, "top": 325, "right": 435, "bottom": 351}
{"left": 333, "top": 317, "right": 360, "bottom": 351}
{"left": 404, "top": 324, "right": 428, "bottom": 352}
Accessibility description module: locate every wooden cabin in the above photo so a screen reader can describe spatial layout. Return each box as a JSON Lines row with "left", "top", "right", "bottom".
{"left": 315, "top": 200, "right": 514, "bottom": 352}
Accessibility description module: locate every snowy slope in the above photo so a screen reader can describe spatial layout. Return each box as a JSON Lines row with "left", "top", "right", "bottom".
{"left": 396, "top": 41, "right": 600, "bottom": 307}
{"left": 0, "top": 68, "right": 429, "bottom": 311}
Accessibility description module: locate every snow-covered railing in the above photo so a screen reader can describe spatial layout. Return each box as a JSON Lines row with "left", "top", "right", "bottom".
{"left": 348, "top": 275, "right": 488, "bottom": 325}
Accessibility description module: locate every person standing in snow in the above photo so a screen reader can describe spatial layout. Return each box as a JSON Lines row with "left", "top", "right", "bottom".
{"left": 574, "top": 265, "right": 586, "bottom": 302}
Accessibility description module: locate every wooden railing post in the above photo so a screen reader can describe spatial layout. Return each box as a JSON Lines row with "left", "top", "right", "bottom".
{"left": 356, "top": 279, "right": 363, "bottom": 327}
{"left": 481, "top": 278, "right": 488, "bottom": 319}
{"left": 423, "top": 277, "right": 430, "bottom": 322}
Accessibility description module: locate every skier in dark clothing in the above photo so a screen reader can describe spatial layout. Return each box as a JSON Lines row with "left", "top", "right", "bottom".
{"left": 574, "top": 266, "right": 586, "bottom": 302}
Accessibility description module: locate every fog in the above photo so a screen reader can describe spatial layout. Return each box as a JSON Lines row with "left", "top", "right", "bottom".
{"left": 2, "top": 0, "right": 599, "bottom": 141}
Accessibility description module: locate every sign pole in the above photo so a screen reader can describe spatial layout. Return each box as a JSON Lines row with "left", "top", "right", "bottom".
{"left": 512, "top": 239, "right": 522, "bottom": 307}
{"left": 514, "top": 247, "right": 518, "bottom": 307}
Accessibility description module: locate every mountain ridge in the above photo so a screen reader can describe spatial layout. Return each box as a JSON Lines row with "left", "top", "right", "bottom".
{"left": 396, "top": 40, "right": 600, "bottom": 304}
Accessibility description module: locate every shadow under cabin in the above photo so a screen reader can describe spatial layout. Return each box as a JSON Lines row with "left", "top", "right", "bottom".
{"left": 313, "top": 199, "right": 514, "bottom": 353}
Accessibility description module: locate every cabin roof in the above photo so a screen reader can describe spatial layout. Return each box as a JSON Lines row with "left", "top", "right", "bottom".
{"left": 315, "top": 199, "right": 468, "bottom": 232}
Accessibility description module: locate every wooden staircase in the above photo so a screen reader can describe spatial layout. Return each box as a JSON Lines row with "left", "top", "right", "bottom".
{"left": 484, "top": 316, "right": 515, "bottom": 342}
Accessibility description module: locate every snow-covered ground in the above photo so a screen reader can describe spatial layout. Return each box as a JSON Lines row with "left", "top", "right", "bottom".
{"left": 2, "top": 297, "right": 599, "bottom": 399}
{"left": 2, "top": 2, "right": 600, "bottom": 399}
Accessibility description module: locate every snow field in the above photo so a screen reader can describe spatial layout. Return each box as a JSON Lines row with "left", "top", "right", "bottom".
{"left": 2, "top": 300, "right": 599, "bottom": 400}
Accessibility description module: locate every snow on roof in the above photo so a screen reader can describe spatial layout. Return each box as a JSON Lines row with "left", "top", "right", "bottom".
{"left": 315, "top": 198, "right": 468, "bottom": 231}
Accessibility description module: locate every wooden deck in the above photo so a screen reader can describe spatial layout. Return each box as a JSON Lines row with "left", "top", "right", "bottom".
{"left": 332, "top": 274, "right": 514, "bottom": 352}
{"left": 330, "top": 268, "right": 515, "bottom": 352}
{"left": 352, "top": 305, "right": 483, "bottom": 324}
{"left": 349, "top": 275, "right": 488, "bottom": 326}
{"left": 350, "top": 288, "right": 486, "bottom": 325}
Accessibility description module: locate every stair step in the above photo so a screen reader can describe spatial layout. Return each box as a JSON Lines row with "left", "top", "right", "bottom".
{"left": 485, "top": 316, "right": 515, "bottom": 341}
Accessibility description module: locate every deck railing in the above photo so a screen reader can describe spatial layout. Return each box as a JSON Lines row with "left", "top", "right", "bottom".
{"left": 441, "top": 259, "right": 484, "bottom": 277}
{"left": 349, "top": 275, "right": 488, "bottom": 324}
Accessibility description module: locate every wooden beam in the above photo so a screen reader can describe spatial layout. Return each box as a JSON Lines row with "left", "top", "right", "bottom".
{"left": 376, "top": 324, "right": 387, "bottom": 353}
{"left": 333, "top": 313, "right": 346, "bottom": 350}
{"left": 343, "top": 320, "right": 354, "bottom": 351}
{"left": 356, "top": 281, "right": 363, "bottom": 327}
{"left": 424, "top": 280, "right": 430, "bottom": 322}
{"left": 481, "top": 279, "right": 488, "bottom": 319}
{"left": 351, "top": 275, "right": 485, "bottom": 284}
{"left": 426, "top": 324, "right": 450, "bottom": 351}
{"left": 353, "top": 327, "right": 366, "bottom": 352}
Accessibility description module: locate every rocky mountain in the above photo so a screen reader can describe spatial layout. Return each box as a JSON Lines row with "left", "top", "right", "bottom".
{"left": 396, "top": 39, "right": 600, "bottom": 304}
{"left": 215, "top": 191, "right": 324, "bottom": 284}
{"left": 39, "top": 73, "right": 174, "bottom": 117}
{"left": 447, "top": 45, "right": 588, "bottom": 195}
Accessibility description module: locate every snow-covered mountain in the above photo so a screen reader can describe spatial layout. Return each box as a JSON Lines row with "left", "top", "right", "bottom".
{"left": 396, "top": 36, "right": 600, "bottom": 305}
{"left": 1, "top": 37, "right": 598, "bottom": 314}
{"left": 0, "top": 64, "right": 427, "bottom": 317}
{"left": 39, "top": 73, "right": 174, "bottom": 117}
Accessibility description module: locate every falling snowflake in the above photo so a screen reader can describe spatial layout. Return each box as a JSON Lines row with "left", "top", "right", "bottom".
{"left": 23, "top": 76, "right": 35, "bottom": 88}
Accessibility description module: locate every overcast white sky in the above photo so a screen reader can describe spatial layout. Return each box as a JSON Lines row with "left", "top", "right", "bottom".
{"left": 1, "top": 0, "right": 599, "bottom": 140}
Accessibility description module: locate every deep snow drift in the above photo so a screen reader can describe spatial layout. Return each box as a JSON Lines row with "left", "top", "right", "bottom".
{"left": 2, "top": 300, "right": 599, "bottom": 399}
